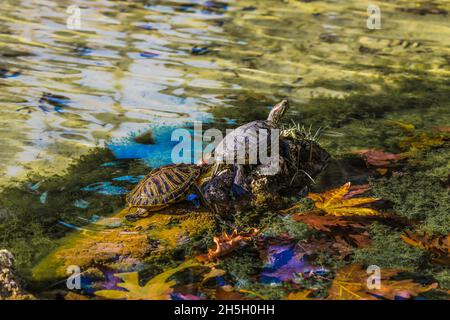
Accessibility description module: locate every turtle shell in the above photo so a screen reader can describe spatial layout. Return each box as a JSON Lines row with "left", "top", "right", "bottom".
{"left": 214, "top": 120, "right": 273, "bottom": 164}
{"left": 126, "top": 164, "right": 201, "bottom": 209}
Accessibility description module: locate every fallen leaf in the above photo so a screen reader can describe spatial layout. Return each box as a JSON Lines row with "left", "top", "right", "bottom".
{"left": 307, "top": 182, "right": 381, "bottom": 216}
{"left": 95, "top": 260, "right": 200, "bottom": 300}
{"left": 401, "top": 231, "right": 449, "bottom": 264}
{"left": 285, "top": 290, "right": 317, "bottom": 300}
{"left": 293, "top": 214, "right": 373, "bottom": 248}
{"left": 328, "top": 264, "right": 437, "bottom": 300}
{"left": 342, "top": 184, "right": 371, "bottom": 199}
{"left": 353, "top": 149, "right": 403, "bottom": 167}
{"left": 206, "top": 228, "right": 259, "bottom": 260}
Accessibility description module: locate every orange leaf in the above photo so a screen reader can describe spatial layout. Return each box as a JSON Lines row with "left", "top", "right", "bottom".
{"left": 207, "top": 228, "right": 259, "bottom": 260}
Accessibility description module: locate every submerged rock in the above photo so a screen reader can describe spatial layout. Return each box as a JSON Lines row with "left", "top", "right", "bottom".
{"left": 0, "top": 250, "right": 34, "bottom": 300}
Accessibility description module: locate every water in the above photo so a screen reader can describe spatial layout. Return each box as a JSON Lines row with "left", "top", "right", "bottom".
{"left": 1, "top": 0, "right": 448, "bottom": 185}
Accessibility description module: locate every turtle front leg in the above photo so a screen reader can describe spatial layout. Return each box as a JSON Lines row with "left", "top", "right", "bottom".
{"left": 125, "top": 208, "right": 149, "bottom": 222}
{"left": 231, "top": 164, "right": 249, "bottom": 197}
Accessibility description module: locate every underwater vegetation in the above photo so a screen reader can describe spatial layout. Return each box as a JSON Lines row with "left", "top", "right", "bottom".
{"left": 1, "top": 74, "right": 448, "bottom": 300}
{"left": 0, "top": 0, "right": 449, "bottom": 301}
{"left": 1, "top": 72, "right": 449, "bottom": 300}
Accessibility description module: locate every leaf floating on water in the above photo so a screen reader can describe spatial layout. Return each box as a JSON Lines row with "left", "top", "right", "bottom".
{"left": 95, "top": 260, "right": 200, "bottom": 300}
{"left": 327, "top": 264, "right": 437, "bottom": 300}
{"left": 205, "top": 228, "right": 259, "bottom": 260}
{"left": 307, "top": 182, "right": 381, "bottom": 216}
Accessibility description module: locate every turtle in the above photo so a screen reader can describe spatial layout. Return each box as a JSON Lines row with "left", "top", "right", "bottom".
{"left": 125, "top": 163, "right": 211, "bottom": 221}
{"left": 202, "top": 121, "right": 331, "bottom": 213}
{"left": 211, "top": 99, "right": 289, "bottom": 196}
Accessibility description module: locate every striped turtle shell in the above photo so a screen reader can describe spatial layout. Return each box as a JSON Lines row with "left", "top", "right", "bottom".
{"left": 126, "top": 164, "right": 201, "bottom": 210}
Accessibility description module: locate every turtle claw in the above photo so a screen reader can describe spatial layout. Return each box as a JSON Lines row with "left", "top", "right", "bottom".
{"left": 231, "top": 183, "right": 249, "bottom": 198}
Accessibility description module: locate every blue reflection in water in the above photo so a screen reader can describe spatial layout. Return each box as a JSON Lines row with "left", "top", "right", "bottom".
{"left": 81, "top": 182, "right": 128, "bottom": 196}
{"left": 107, "top": 125, "right": 200, "bottom": 168}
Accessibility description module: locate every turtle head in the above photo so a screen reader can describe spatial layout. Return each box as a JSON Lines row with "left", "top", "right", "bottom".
{"left": 267, "top": 99, "right": 289, "bottom": 127}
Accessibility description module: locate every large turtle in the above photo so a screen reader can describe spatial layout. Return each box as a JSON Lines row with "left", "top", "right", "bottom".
{"left": 211, "top": 99, "right": 289, "bottom": 195}
{"left": 125, "top": 163, "right": 211, "bottom": 221}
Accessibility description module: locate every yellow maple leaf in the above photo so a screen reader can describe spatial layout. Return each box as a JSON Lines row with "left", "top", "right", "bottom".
{"left": 307, "top": 182, "right": 381, "bottom": 216}
{"left": 95, "top": 260, "right": 200, "bottom": 300}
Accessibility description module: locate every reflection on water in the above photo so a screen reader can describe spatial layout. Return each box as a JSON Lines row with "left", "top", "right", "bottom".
{"left": 0, "top": 0, "right": 449, "bottom": 184}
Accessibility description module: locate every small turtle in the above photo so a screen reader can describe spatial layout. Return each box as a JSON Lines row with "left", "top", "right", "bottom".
{"left": 125, "top": 163, "right": 211, "bottom": 221}
{"left": 211, "top": 99, "right": 289, "bottom": 195}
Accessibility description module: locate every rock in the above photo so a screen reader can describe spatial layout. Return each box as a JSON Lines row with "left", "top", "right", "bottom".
{"left": 202, "top": 138, "right": 330, "bottom": 213}
{"left": 133, "top": 130, "right": 155, "bottom": 145}
{"left": 0, "top": 250, "right": 34, "bottom": 300}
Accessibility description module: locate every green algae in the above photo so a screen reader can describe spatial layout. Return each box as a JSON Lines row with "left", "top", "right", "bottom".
{"left": 370, "top": 148, "right": 450, "bottom": 235}
{"left": 0, "top": 148, "right": 149, "bottom": 278}
{"left": 352, "top": 224, "right": 428, "bottom": 270}
{"left": 260, "top": 213, "right": 314, "bottom": 240}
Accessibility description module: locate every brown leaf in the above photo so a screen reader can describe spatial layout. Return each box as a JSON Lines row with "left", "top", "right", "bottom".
{"left": 401, "top": 231, "right": 450, "bottom": 264}
{"left": 207, "top": 228, "right": 260, "bottom": 260}
{"left": 328, "top": 264, "right": 437, "bottom": 300}
{"left": 342, "top": 184, "right": 371, "bottom": 199}
{"left": 353, "top": 149, "right": 403, "bottom": 167}
{"left": 293, "top": 214, "right": 374, "bottom": 248}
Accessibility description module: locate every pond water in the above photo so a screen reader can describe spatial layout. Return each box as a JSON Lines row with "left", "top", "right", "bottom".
{"left": 0, "top": 0, "right": 449, "bottom": 300}
{"left": 1, "top": 0, "right": 448, "bottom": 184}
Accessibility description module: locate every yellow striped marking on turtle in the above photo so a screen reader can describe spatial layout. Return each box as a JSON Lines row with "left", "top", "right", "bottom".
{"left": 125, "top": 163, "right": 205, "bottom": 220}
